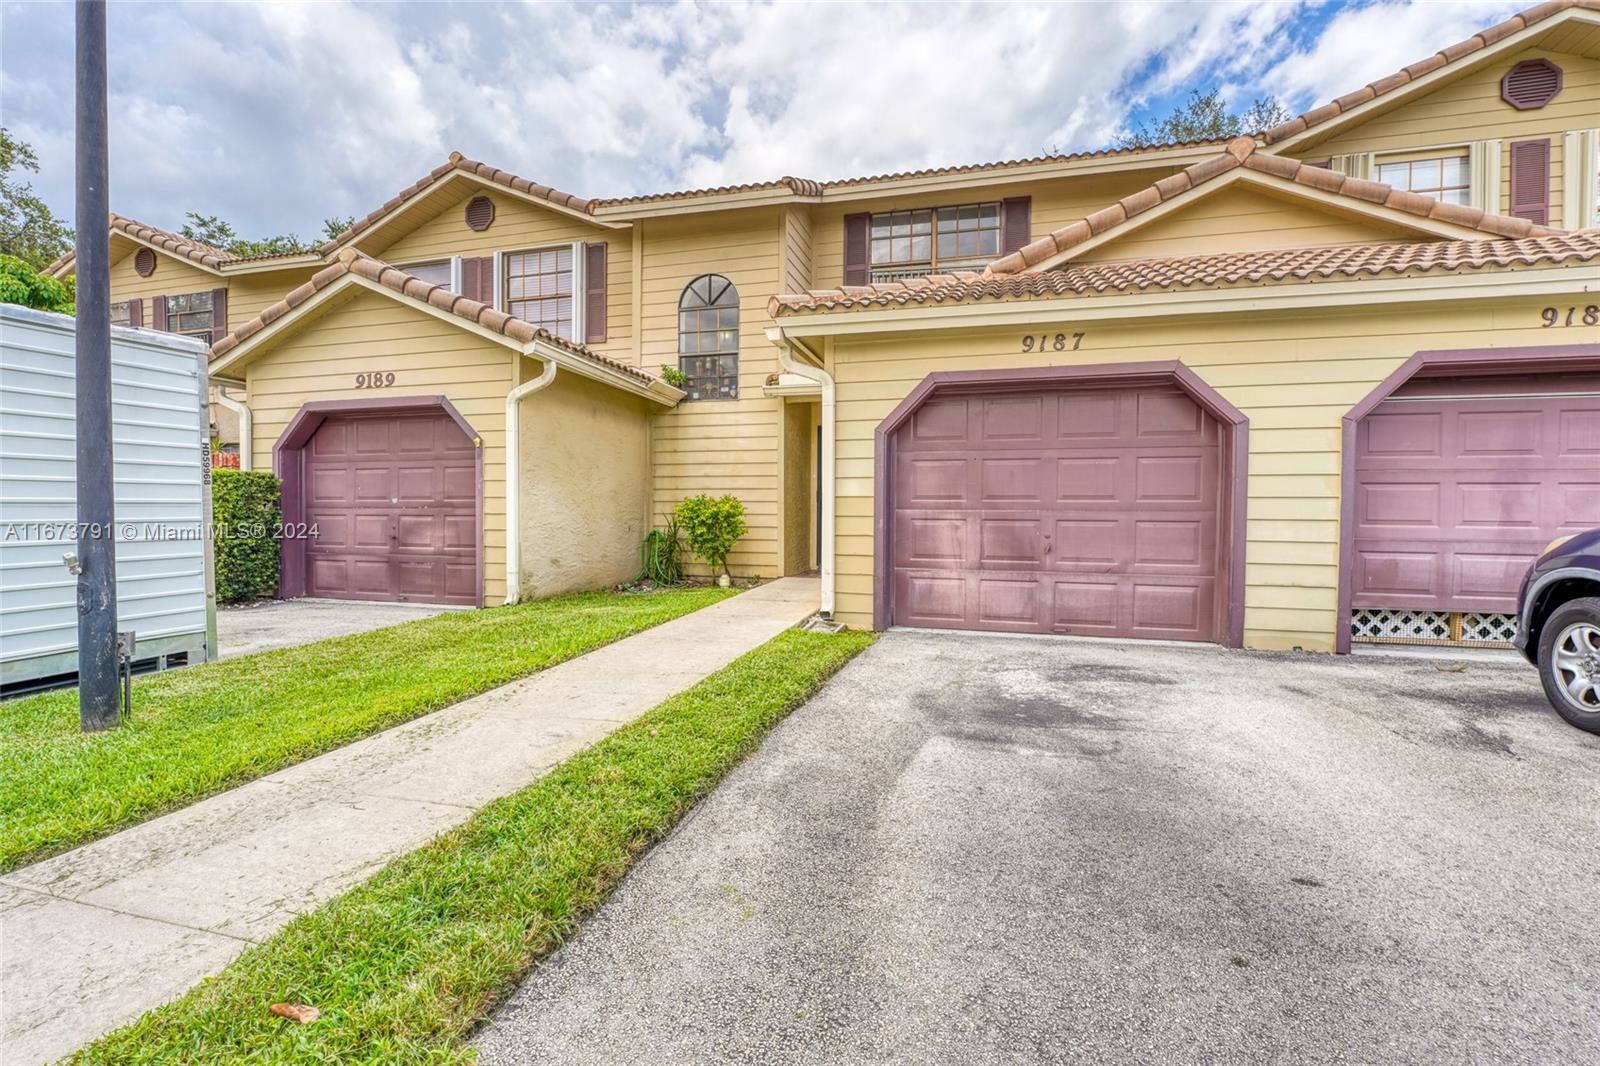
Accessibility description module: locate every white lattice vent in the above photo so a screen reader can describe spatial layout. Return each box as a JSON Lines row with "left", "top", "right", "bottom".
{"left": 1351, "top": 608, "right": 1518, "bottom": 647}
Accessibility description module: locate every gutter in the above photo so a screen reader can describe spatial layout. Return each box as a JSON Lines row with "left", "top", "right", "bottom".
{"left": 214, "top": 386, "right": 252, "bottom": 471}
{"left": 767, "top": 325, "right": 835, "bottom": 619}
{"left": 503, "top": 356, "right": 558, "bottom": 605}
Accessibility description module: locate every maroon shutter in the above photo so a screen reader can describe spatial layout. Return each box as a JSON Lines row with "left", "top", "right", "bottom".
{"left": 1508, "top": 138, "right": 1550, "bottom": 224}
{"left": 459, "top": 255, "right": 495, "bottom": 305}
{"left": 584, "top": 242, "right": 607, "bottom": 344}
{"left": 1001, "top": 197, "right": 1032, "bottom": 255}
{"left": 128, "top": 297, "right": 143, "bottom": 329}
{"left": 210, "top": 287, "right": 228, "bottom": 345}
{"left": 843, "top": 213, "right": 870, "bottom": 286}
{"left": 152, "top": 295, "right": 168, "bottom": 332}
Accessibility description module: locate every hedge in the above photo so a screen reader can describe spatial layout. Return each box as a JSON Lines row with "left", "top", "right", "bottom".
{"left": 212, "top": 469, "right": 281, "bottom": 603}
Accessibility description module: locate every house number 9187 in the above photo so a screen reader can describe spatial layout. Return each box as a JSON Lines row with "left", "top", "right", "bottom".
{"left": 1541, "top": 305, "right": 1598, "bottom": 327}
{"left": 354, "top": 372, "right": 396, "bottom": 388}
{"left": 1020, "top": 332, "right": 1085, "bottom": 353}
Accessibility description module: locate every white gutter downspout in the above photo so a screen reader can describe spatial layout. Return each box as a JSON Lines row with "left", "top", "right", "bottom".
{"left": 215, "top": 386, "right": 251, "bottom": 471}
{"left": 504, "top": 356, "right": 558, "bottom": 604}
{"left": 769, "top": 327, "right": 835, "bottom": 619}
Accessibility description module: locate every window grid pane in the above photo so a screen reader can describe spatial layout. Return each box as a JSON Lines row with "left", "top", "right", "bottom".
{"left": 165, "top": 291, "right": 214, "bottom": 342}
{"left": 506, "top": 247, "right": 574, "bottom": 339}
{"left": 678, "top": 273, "right": 739, "bottom": 400}
{"left": 1377, "top": 155, "right": 1470, "bottom": 204}
{"left": 868, "top": 201, "right": 1002, "bottom": 277}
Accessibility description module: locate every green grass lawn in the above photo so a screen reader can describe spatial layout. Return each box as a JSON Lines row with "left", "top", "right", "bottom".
{"left": 66, "top": 627, "right": 874, "bottom": 1066}
{"left": 0, "top": 586, "right": 734, "bottom": 872}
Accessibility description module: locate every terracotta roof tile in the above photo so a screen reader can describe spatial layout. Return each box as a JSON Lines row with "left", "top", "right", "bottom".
{"left": 1261, "top": 1, "right": 1599, "bottom": 145}
{"left": 987, "top": 140, "right": 1556, "bottom": 276}
{"left": 322, "top": 152, "right": 594, "bottom": 252}
{"left": 210, "top": 250, "right": 656, "bottom": 387}
{"left": 770, "top": 231, "right": 1600, "bottom": 316}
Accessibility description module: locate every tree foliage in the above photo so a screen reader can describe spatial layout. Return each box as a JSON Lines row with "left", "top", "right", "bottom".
{"left": 674, "top": 494, "right": 747, "bottom": 578}
{"left": 1116, "top": 88, "right": 1293, "bottom": 150}
{"left": 0, "top": 129, "right": 74, "bottom": 271}
{"left": 179, "top": 212, "right": 362, "bottom": 259}
{"left": 0, "top": 254, "right": 74, "bottom": 313}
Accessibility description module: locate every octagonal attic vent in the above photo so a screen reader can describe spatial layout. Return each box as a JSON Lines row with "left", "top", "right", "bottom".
{"left": 134, "top": 248, "right": 156, "bottom": 276}
{"left": 465, "top": 195, "right": 496, "bottom": 232}
{"left": 1501, "top": 58, "right": 1562, "bottom": 110}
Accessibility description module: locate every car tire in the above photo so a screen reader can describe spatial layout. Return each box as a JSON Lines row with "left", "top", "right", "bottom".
{"left": 1536, "top": 596, "right": 1600, "bottom": 735}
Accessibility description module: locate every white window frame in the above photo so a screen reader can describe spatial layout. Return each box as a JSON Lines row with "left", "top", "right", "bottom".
{"left": 393, "top": 256, "right": 459, "bottom": 291}
{"left": 1338, "top": 141, "right": 1499, "bottom": 212}
{"left": 499, "top": 242, "right": 585, "bottom": 342}
{"left": 1372, "top": 146, "right": 1473, "bottom": 207}
{"left": 1561, "top": 128, "right": 1600, "bottom": 229}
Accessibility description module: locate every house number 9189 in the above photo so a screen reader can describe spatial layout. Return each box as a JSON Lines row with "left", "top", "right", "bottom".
{"left": 1020, "top": 332, "right": 1085, "bottom": 353}
{"left": 354, "top": 372, "right": 396, "bottom": 388}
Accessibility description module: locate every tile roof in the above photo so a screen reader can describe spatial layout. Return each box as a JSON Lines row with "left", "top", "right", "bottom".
{"left": 1262, "top": 0, "right": 1600, "bottom": 146}
{"left": 770, "top": 230, "right": 1600, "bottom": 316}
{"left": 591, "top": 176, "right": 824, "bottom": 208}
{"left": 321, "top": 152, "right": 594, "bottom": 252}
{"left": 986, "top": 137, "right": 1556, "bottom": 275}
{"left": 210, "top": 249, "right": 657, "bottom": 386}
{"left": 44, "top": 213, "right": 243, "bottom": 276}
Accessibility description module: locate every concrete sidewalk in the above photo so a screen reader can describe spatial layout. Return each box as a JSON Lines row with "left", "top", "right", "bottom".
{"left": 0, "top": 578, "right": 819, "bottom": 1066}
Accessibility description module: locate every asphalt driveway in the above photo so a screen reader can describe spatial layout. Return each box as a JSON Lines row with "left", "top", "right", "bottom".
{"left": 474, "top": 629, "right": 1600, "bottom": 1065}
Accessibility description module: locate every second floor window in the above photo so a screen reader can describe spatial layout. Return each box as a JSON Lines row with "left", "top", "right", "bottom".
{"left": 1376, "top": 154, "right": 1469, "bottom": 205}
{"left": 505, "top": 247, "right": 573, "bottom": 339}
{"left": 403, "top": 260, "right": 453, "bottom": 289}
{"left": 678, "top": 274, "right": 738, "bottom": 400}
{"left": 166, "top": 291, "right": 215, "bottom": 342}
{"left": 871, "top": 202, "right": 1000, "bottom": 282}
{"left": 110, "top": 301, "right": 130, "bottom": 326}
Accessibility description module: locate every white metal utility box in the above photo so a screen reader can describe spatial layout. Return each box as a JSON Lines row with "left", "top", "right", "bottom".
{"left": 1, "top": 304, "right": 216, "bottom": 693}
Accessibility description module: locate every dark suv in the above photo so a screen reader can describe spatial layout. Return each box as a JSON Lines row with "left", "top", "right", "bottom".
{"left": 1515, "top": 527, "right": 1600, "bottom": 735}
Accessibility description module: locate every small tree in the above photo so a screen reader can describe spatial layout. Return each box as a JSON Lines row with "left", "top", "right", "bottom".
{"left": 0, "top": 254, "right": 74, "bottom": 313}
{"left": 1115, "top": 88, "right": 1292, "bottom": 149}
{"left": 674, "top": 494, "right": 746, "bottom": 579}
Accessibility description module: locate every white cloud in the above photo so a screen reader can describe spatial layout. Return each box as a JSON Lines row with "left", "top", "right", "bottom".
{"left": 0, "top": 0, "right": 1511, "bottom": 237}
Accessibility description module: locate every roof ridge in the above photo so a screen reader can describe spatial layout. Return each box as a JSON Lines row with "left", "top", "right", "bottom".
{"left": 211, "top": 251, "right": 656, "bottom": 386}
{"left": 770, "top": 230, "right": 1600, "bottom": 316}
{"left": 1262, "top": 0, "right": 1598, "bottom": 145}
{"left": 985, "top": 136, "right": 1556, "bottom": 276}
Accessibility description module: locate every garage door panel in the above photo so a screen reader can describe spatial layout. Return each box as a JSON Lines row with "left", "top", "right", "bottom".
{"left": 893, "top": 382, "right": 1223, "bottom": 641}
{"left": 910, "top": 399, "right": 968, "bottom": 442}
{"left": 305, "top": 411, "right": 478, "bottom": 605}
{"left": 897, "top": 572, "right": 967, "bottom": 627}
{"left": 977, "top": 578, "right": 1040, "bottom": 628}
{"left": 1352, "top": 385, "right": 1600, "bottom": 614}
{"left": 981, "top": 395, "right": 1044, "bottom": 442}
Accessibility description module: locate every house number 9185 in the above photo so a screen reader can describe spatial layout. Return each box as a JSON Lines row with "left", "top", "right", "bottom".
{"left": 354, "top": 372, "right": 396, "bottom": 388}
{"left": 1020, "top": 332, "right": 1085, "bottom": 353}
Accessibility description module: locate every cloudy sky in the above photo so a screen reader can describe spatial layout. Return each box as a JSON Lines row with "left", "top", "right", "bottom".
{"left": 1, "top": 0, "right": 1518, "bottom": 240}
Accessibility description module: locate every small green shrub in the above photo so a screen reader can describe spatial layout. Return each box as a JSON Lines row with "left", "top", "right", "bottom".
{"left": 674, "top": 494, "right": 747, "bottom": 578}
{"left": 659, "top": 364, "right": 688, "bottom": 387}
{"left": 0, "top": 254, "right": 74, "bottom": 314}
{"left": 212, "top": 469, "right": 281, "bottom": 603}
{"left": 638, "top": 518, "right": 685, "bottom": 585}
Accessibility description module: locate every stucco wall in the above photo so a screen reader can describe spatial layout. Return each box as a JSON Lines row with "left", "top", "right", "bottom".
{"left": 820, "top": 289, "right": 1593, "bottom": 651}
{"left": 516, "top": 367, "right": 652, "bottom": 599}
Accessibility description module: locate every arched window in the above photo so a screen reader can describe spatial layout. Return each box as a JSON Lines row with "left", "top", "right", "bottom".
{"left": 678, "top": 274, "right": 739, "bottom": 400}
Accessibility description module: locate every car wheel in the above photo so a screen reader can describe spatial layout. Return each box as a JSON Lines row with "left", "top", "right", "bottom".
{"left": 1537, "top": 597, "right": 1600, "bottom": 735}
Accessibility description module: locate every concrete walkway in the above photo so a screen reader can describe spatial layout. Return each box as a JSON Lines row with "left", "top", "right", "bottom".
{"left": 217, "top": 597, "right": 460, "bottom": 658}
{"left": 0, "top": 578, "right": 819, "bottom": 1066}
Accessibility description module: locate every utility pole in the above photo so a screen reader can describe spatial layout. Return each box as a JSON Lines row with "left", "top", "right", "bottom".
{"left": 75, "top": 0, "right": 119, "bottom": 732}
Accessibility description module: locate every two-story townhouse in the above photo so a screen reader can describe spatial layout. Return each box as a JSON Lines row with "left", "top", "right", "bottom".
{"left": 48, "top": 0, "right": 1600, "bottom": 655}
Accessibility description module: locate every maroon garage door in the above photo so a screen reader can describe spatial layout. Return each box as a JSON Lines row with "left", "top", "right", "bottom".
{"left": 303, "top": 411, "right": 478, "bottom": 605}
{"left": 1351, "top": 375, "right": 1600, "bottom": 614}
{"left": 891, "top": 384, "right": 1224, "bottom": 640}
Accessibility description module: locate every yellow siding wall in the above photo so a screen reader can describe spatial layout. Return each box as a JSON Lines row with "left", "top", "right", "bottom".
{"left": 823, "top": 292, "right": 1581, "bottom": 650}
{"left": 640, "top": 210, "right": 786, "bottom": 576}
{"left": 1305, "top": 46, "right": 1600, "bottom": 221}
{"left": 226, "top": 268, "right": 319, "bottom": 332}
{"left": 108, "top": 247, "right": 216, "bottom": 305}
{"left": 809, "top": 172, "right": 1167, "bottom": 287}
{"left": 1077, "top": 186, "right": 1420, "bottom": 262}
{"left": 781, "top": 206, "right": 814, "bottom": 293}
{"left": 382, "top": 189, "right": 636, "bottom": 367}
{"left": 243, "top": 290, "right": 516, "bottom": 603}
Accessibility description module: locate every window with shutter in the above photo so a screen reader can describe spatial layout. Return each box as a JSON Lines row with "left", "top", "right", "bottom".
{"left": 1509, "top": 138, "right": 1551, "bottom": 224}
{"left": 860, "top": 201, "right": 1005, "bottom": 283}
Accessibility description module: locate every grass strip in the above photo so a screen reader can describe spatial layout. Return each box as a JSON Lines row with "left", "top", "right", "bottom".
{"left": 67, "top": 627, "right": 875, "bottom": 1065}
{"left": 0, "top": 586, "right": 733, "bottom": 870}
